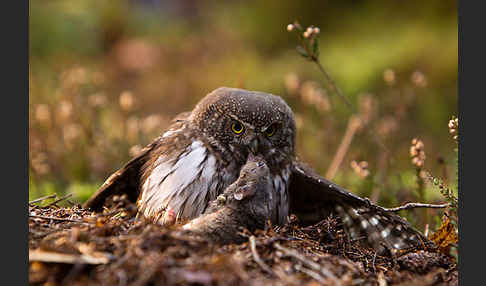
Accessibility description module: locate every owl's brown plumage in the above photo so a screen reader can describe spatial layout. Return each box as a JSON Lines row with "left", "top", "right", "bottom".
{"left": 84, "top": 87, "right": 434, "bottom": 254}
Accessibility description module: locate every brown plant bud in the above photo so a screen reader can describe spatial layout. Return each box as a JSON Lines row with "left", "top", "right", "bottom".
{"left": 410, "top": 138, "right": 426, "bottom": 168}
{"left": 119, "top": 91, "right": 135, "bottom": 111}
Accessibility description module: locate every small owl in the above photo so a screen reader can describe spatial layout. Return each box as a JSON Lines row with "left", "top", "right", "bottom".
{"left": 85, "top": 87, "right": 433, "bottom": 254}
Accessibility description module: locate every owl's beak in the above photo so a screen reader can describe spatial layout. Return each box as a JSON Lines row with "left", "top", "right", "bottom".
{"left": 249, "top": 138, "right": 259, "bottom": 155}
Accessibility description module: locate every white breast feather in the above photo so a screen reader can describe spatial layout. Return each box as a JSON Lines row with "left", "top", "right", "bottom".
{"left": 140, "top": 140, "right": 215, "bottom": 219}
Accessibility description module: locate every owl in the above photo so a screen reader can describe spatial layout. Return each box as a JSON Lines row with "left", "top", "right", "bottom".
{"left": 84, "top": 87, "right": 434, "bottom": 254}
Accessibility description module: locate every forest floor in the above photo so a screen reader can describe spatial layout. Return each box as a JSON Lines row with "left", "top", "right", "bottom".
{"left": 29, "top": 195, "right": 457, "bottom": 286}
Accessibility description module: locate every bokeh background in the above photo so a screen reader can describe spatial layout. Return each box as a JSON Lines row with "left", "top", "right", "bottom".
{"left": 29, "top": 0, "right": 457, "bottom": 229}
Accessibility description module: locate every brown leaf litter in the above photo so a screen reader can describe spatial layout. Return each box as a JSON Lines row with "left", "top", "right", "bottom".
{"left": 29, "top": 195, "right": 458, "bottom": 286}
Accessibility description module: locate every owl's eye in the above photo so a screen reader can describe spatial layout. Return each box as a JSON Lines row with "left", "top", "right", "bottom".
{"left": 264, "top": 124, "right": 276, "bottom": 137}
{"left": 231, "top": 121, "right": 245, "bottom": 134}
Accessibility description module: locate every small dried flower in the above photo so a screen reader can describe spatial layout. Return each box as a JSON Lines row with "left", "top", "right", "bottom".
{"left": 126, "top": 116, "right": 140, "bottom": 141}
{"left": 302, "top": 25, "right": 321, "bottom": 39}
{"left": 62, "top": 67, "right": 88, "bottom": 88}
{"left": 448, "top": 116, "right": 458, "bottom": 142}
{"left": 287, "top": 24, "right": 295, "bottom": 32}
{"left": 383, "top": 68, "right": 396, "bottom": 85}
{"left": 411, "top": 70, "right": 427, "bottom": 87}
{"left": 63, "top": 123, "right": 82, "bottom": 148}
{"left": 30, "top": 152, "right": 50, "bottom": 175}
{"left": 57, "top": 100, "right": 73, "bottom": 121}
{"left": 410, "top": 138, "right": 426, "bottom": 168}
{"left": 299, "top": 81, "right": 331, "bottom": 113}
{"left": 358, "top": 93, "right": 376, "bottom": 125}
{"left": 88, "top": 93, "right": 107, "bottom": 108}
{"left": 35, "top": 104, "right": 51, "bottom": 124}
{"left": 377, "top": 116, "right": 398, "bottom": 137}
{"left": 351, "top": 160, "right": 370, "bottom": 178}
{"left": 284, "top": 73, "right": 300, "bottom": 95}
{"left": 119, "top": 91, "right": 135, "bottom": 111}
{"left": 294, "top": 113, "right": 304, "bottom": 130}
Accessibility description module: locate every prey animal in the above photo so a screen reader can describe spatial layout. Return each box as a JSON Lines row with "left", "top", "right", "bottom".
{"left": 182, "top": 154, "right": 275, "bottom": 244}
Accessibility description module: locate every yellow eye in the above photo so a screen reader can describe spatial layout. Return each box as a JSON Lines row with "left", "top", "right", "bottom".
{"left": 265, "top": 124, "right": 276, "bottom": 137}
{"left": 231, "top": 121, "right": 245, "bottom": 134}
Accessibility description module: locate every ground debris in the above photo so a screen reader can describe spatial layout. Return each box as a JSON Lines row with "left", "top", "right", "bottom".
{"left": 29, "top": 198, "right": 458, "bottom": 285}
{"left": 428, "top": 217, "right": 458, "bottom": 255}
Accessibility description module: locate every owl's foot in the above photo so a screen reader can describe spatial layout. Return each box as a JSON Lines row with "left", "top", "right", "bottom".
{"left": 157, "top": 208, "right": 177, "bottom": 226}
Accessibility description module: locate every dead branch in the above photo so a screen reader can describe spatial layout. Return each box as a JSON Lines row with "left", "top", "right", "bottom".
{"left": 44, "top": 193, "right": 74, "bottom": 208}
{"left": 29, "top": 214, "right": 91, "bottom": 224}
{"left": 273, "top": 242, "right": 339, "bottom": 284}
{"left": 29, "top": 194, "right": 57, "bottom": 205}
{"left": 294, "top": 263, "right": 328, "bottom": 284}
{"left": 376, "top": 202, "right": 449, "bottom": 213}
{"left": 29, "top": 249, "right": 109, "bottom": 265}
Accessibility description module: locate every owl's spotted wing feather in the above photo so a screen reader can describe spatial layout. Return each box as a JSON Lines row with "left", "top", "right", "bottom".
{"left": 289, "top": 160, "right": 435, "bottom": 254}
{"left": 83, "top": 112, "right": 191, "bottom": 211}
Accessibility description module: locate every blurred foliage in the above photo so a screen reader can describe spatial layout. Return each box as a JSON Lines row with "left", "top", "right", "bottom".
{"left": 29, "top": 0, "right": 457, "bottom": 231}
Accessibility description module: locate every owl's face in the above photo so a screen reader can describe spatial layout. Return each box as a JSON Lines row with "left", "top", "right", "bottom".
{"left": 190, "top": 87, "right": 296, "bottom": 172}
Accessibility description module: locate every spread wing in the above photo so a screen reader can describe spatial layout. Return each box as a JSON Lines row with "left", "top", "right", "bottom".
{"left": 83, "top": 112, "right": 191, "bottom": 211}
{"left": 82, "top": 140, "right": 158, "bottom": 211}
{"left": 288, "top": 160, "right": 434, "bottom": 254}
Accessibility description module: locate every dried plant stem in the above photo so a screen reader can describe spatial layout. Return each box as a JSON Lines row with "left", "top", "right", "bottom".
{"left": 295, "top": 264, "right": 328, "bottom": 284}
{"left": 29, "top": 214, "right": 91, "bottom": 224}
{"left": 415, "top": 167, "right": 428, "bottom": 226}
{"left": 370, "top": 152, "right": 389, "bottom": 202}
{"left": 249, "top": 236, "right": 275, "bottom": 276}
{"left": 29, "top": 249, "right": 109, "bottom": 265}
{"left": 310, "top": 52, "right": 390, "bottom": 155}
{"left": 313, "top": 60, "right": 354, "bottom": 112}
{"left": 29, "top": 194, "right": 57, "bottom": 205}
{"left": 44, "top": 193, "right": 74, "bottom": 208}
{"left": 274, "top": 243, "right": 338, "bottom": 283}
{"left": 374, "top": 202, "right": 449, "bottom": 213}
{"left": 299, "top": 32, "right": 390, "bottom": 155}
{"left": 326, "top": 116, "right": 361, "bottom": 179}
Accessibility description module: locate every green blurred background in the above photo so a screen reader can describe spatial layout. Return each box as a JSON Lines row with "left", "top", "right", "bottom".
{"left": 29, "top": 0, "right": 457, "bottom": 228}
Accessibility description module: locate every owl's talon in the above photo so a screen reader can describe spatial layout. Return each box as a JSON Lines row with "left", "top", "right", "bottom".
{"left": 158, "top": 208, "right": 176, "bottom": 226}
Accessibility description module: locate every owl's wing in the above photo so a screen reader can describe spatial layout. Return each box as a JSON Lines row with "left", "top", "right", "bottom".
{"left": 288, "top": 160, "right": 434, "bottom": 254}
{"left": 83, "top": 111, "right": 191, "bottom": 211}
{"left": 82, "top": 140, "right": 159, "bottom": 211}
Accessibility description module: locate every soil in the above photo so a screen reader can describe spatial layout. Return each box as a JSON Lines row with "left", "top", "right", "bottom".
{"left": 29, "top": 195, "right": 458, "bottom": 286}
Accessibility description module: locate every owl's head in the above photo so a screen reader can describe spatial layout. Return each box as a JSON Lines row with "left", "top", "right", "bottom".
{"left": 191, "top": 87, "right": 296, "bottom": 171}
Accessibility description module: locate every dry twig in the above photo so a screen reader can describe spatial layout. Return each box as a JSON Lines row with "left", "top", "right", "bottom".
{"left": 29, "top": 249, "right": 109, "bottom": 265}
{"left": 294, "top": 263, "right": 328, "bottom": 284}
{"left": 376, "top": 202, "right": 449, "bottom": 213}
{"left": 249, "top": 236, "right": 275, "bottom": 276}
{"left": 29, "top": 214, "right": 91, "bottom": 224}
{"left": 326, "top": 115, "right": 361, "bottom": 179}
{"left": 29, "top": 194, "right": 57, "bottom": 205}
{"left": 274, "top": 242, "right": 339, "bottom": 284}
{"left": 44, "top": 193, "right": 74, "bottom": 208}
